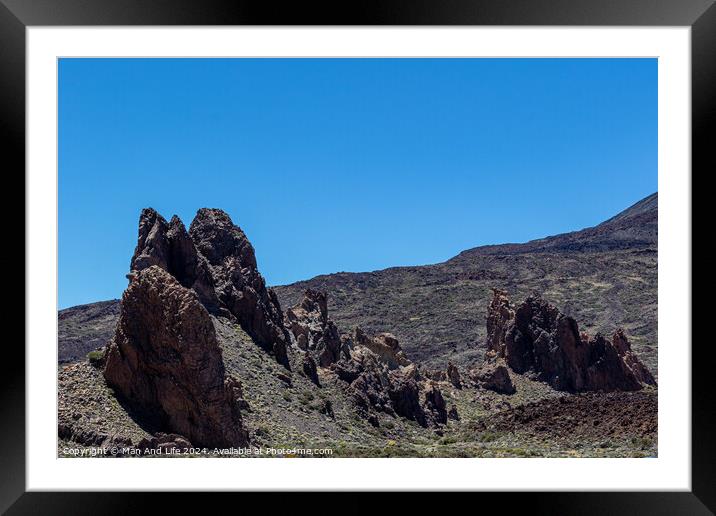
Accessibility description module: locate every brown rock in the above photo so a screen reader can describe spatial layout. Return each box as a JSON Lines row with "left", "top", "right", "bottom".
{"left": 446, "top": 361, "right": 462, "bottom": 389}
{"left": 471, "top": 361, "right": 516, "bottom": 394}
{"left": 331, "top": 344, "right": 447, "bottom": 428}
{"left": 103, "top": 266, "right": 248, "bottom": 448}
{"left": 422, "top": 380, "right": 448, "bottom": 425}
{"left": 424, "top": 368, "right": 447, "bottom": 382}
{"left": 611, "top": 329, "right": 657, "bottom": 385}
{"left": 388, "top": 367, "right": 426, "bottom": 426}
{"left": 353, "top": 328, "right": 410, "bottom": 370}
{"left": 484, "top": 289, "right": 656, "bottom": 392}
{"left": 128, "top": 207, "right": 290, "bottom": 369}
{"left": 189, "top": 208, "right": 290, "bottom": 369}
{"left": 302, "top": 354, "right": 320, "bottom": 386}
{"left": 336, "top": 348, "right": 394, "bottom": 415}
{"left": 285, "top": 289, "right": 348, "bottom": 367}
{"left": 130, "top": 209, "right": 219, "bottom": 310}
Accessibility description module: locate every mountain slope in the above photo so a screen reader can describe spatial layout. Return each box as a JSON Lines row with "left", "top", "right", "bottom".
{"left": 58, "top": 300, "right": 120, "bottom": 363}
{"left": 58, "top": 193, "right": 658, "bottom": 373}
{"left": 273, "top": 193, "right": 658, "bottom": 372}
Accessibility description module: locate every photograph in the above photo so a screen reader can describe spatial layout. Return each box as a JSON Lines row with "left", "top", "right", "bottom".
{"left": 56, "top": 57, "right": 659, "bottom": 459}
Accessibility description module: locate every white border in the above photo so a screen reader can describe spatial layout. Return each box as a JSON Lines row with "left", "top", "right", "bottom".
{"left": 27, "top": 27, "right": 691, "bottom": 491}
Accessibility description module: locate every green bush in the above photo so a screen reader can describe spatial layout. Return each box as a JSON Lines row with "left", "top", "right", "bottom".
{"left": 87, "top": 350, "right": 104, "bottom": 367}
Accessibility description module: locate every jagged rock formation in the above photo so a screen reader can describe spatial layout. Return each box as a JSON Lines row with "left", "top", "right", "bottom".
{"left": 446, "top": 361, "right": 462, "bottom": 389}
{"left": 285, "top": 289, "right": 349, "bottom": 367}
{"left": 352, "top": 328, "right": 411, "bottom": 370}
{"left": 302, "top": 355, "right": 320, "bottom": 386}
{"left": 331, "top": 331, "right": 446, "bottom": 427}
{"left": 189, "top": 208, "right": 290, "bottom": 367}
{"left": 128, "top": 207, "right": 290, "bottom": 368}
{"left": 422, "top": 381, "right": 448, "bottom": 425}
{"left": 130, "top": 210, "right": 219, "bottom": 310}
{"left": 484, "top": 289, "right": 656, "bottom": 392}
{"left": 103, "top": 266, "right": 248, "bottom": 448}
{"left": 470, "top": 361, "right": 516, "bottom": 394}
{"left": 60, "top": 193, "right": 659, "bottom": 373}
{"left": 612, "top": 329, "right": 657, "bottom": 385}
{"left": 283, "top": 289, "right": 446, "bottom": 426}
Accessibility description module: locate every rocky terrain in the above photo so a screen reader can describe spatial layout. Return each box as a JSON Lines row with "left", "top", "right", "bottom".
{"left": 58, "top": 194, "right": 658, "bottom": 458}
{"left": 275, "top": 193, "right": 658, "bottom": 372}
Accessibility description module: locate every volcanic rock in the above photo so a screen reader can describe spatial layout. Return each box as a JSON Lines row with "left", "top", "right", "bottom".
{"left": 103, "top": 266, "right": 248, "bottom": 448}
{"left": 189, "top": 208, "right": 290, "bottom": 368}
{"left": 422, "top": 381, "right": 448, "bottom": 425}
{"left": 353, "top": 328, "right": 410, "bottom": 370}
{"left": 285, "top": 289, "right": 348, "bottom": 367}
{"left": 484, "top": 289, "right": 656, "bottom": 392}
{"left": 331, "top": 333, "right": 447, "bottom": 427}
{"left": 130, "top": 209, "right": 219, "bottom": 310}
{"left": 446, "top": 361, "right": 462, "bottom": 389}
{"left": 302, "top": 354, "right": 320, "bottom": 386}
{"left": 611, "top": 329, "right": 657, "bottom": 385}
{"left": 424, "top": 369, "right": 447, "bottom": 382}
{"left": 470, "top": 361, "right": 516, "bottom": 394}
{"left": 128, "top": 207, "right": 290, "bottom": 368}
{"left": 387, "top": 367, "right": 427, "bottom": 426}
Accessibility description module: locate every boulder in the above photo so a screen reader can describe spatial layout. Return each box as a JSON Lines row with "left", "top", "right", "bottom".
{"left": 471, "top": 361, "right": 516, "bottom": 395}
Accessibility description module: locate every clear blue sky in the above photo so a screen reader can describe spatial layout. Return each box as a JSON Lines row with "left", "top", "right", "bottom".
{"left": 59, "top": 58, "right": 657, "bottom": 309}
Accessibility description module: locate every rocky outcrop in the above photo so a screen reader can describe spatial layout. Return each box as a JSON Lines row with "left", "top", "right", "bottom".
{"left": 484, "top": 289, "right": 656, "bottom": 392}
{"left": 334, "top": 347, "right": 394, "bottom": 415}
{"left": 103, "top": 266, "right": 248, "bottom": 448}
{"left": 128, "top": 208, "right": 290, "bottom": 368}
{"left": 331, "top": 333, "right": 447, "bottom": 427}
{"left": 130, "top": 209, "right": 219, "bottom": 310}
{"left": 470, "top": 361, "right": 516, "bottom": 394}
{"left": 353, "top": 328, "right": 411, "bottom": 370}
{"left": 422, "top": 381, "right": 448, "bottom": 425}
{"left": 446, "top": 361, "right": 462, "bottom": 389}
{"left": 189, "top": 208, "right": 290, "bottom": 368}
{"left": 285, "top": 289, "right": 349, "bottom": 367}
{"left": 387, "top": 367, "right": 426, "bottom": 425}
{"left": 302, "top": 355, "right": 320, "bottom": 386}
{"left": 611, "top": 329, "right": 657, "bottom": 385}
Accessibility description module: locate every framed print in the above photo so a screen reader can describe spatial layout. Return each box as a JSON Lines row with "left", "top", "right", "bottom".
{"left": 3, "top": 0, "right": 714, "bottom": 512}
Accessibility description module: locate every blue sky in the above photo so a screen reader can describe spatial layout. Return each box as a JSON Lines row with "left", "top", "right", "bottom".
{"left": 59, "top": 58, "right": 657, "bottom": 309}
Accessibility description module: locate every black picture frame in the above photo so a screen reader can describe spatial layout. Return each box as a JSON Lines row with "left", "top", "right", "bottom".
{"left": 3, "top": 0, "right": 713, "bottom": 512}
